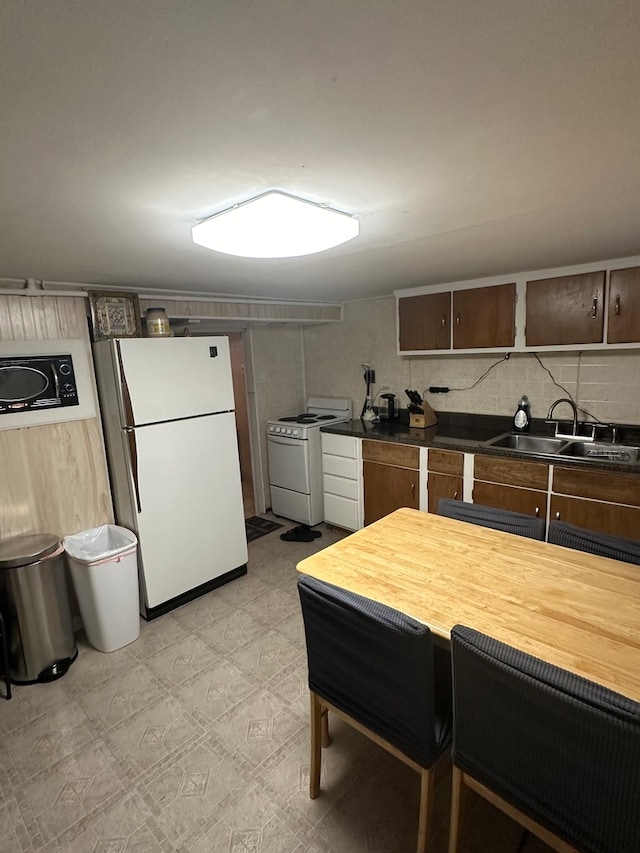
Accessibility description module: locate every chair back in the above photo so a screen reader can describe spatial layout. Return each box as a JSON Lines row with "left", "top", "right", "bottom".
{"left": 438, "top": 499, "right": 545, "bottom": 540}
{"left": 297, "top": 574, "right": 449, "bottom": 766}
{"left": 548, "top": 520, "right": 640, "bottom": 564}
{"left": 450, "top": 624, "right": 640, "bottom": 853}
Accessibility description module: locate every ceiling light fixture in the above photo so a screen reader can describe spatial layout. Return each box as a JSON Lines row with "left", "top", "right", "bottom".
{"left": 192, "top": 190, "right": 359, "bottom": 258}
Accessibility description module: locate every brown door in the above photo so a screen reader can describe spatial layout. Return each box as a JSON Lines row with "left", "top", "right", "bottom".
{"left": 608, "top": 266, "right": 640, "bottom": 343}
{"left": 427, "top": 472, "right": 463, "bottom": 514}
{"left": 398, "top": 292, "right": 450, "bottom": 351}
{"left": 452, "top": 283, "right": 515, "bottom": 349}
{"left": 472, "top": 482, "right": 546, "bottom": 518}
{"left": 525, "top": 272, "right": 605, "bottom": 346}
{"left": 550, "top": 495, "right": 640, "bottom": 539}
{"left": 363, "top": 461, "right": 419, "bottom": 525}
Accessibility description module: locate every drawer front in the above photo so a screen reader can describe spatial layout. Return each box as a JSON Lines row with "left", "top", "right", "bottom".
{"left": 324, "top": 493, "right": 361, "bottom": 531}
{"left": 550, "top": 495, "right": 640, "bottom": 539}
{"left": 474, "top": 454, "right": 549, "bottom": 490}
{"left": 472, "top": 481, "right": 547, "bottom": 518}
{"left": 323, "top": 473, "right": 359, "bottom": 500}
{"left": 323, "top": 454, "right": 359, "bottom": 480}
{"left": 362, "top": 440, "right": 420, "bottom": 469}
{"left": 552, "top": 466, "right": 640, "bottom": 507}
{"left": 321, "top": 433, "right": 359, "bottom": 459}
{"left": 428, "top": 448, "right": 464, "bottom": 476}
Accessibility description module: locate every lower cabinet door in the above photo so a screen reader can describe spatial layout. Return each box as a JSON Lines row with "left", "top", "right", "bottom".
{"left": 363, "top": 462, "right": 419, "bottom": 526}
{"left": 550, "top": 495, "right": 640, "bottom": 539}
{"left": 427, "top": 472, "right": 463, "bottom": 514}
{"left": 472, "top": 481, "right": 546, "bottom": 518}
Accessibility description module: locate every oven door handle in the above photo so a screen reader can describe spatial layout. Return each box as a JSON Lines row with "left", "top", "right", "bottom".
{"left": 268, "top": 434, "right": 305, "bottom": 446}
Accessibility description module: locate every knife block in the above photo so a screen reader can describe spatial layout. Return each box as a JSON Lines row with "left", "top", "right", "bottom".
{"left": 409, "top": 400, "right": 438, "bottom": 429}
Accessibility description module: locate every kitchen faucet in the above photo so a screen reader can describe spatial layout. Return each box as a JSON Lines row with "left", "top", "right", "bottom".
{"left": 546, "top": 398, "right": 578, "bottom": 436}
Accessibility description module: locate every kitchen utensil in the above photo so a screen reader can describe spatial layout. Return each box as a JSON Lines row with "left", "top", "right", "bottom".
{"left": 379, "top": 393, "right": 397, "bottom": 420}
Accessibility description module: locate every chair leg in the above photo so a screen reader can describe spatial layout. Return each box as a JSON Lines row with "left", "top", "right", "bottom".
{"left": 448, "top": 766, "right": 465, "bottom": 853}
{"left": 309, "top": 691, "right": 322, "bottom": 798}
{"left": 416, "top": 766, "right": 435, "bottom": 853}
{"left": 321, "top": 706, "right": 331, "bottom": 747}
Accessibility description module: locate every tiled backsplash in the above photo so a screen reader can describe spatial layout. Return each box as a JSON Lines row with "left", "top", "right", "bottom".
{"left": 303, "top": 296, "right": 640, "bottom": 425}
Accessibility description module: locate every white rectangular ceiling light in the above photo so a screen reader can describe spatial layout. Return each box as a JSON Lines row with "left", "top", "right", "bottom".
{"left": 192, "top": 191, "right": 359, "bottom": 258}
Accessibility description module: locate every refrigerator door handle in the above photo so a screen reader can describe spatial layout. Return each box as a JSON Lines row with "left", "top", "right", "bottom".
{"left": 124, "top": 427, "right": 142, "bottom": 513}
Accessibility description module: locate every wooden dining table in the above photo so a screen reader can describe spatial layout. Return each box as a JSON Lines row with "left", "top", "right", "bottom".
{"left": 296, "top": 508, "right": 640, "bottom": 703}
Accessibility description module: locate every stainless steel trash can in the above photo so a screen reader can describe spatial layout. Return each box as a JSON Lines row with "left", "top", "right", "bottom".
{"left": 0, "top": 534, "right": 77, "bottom": 683}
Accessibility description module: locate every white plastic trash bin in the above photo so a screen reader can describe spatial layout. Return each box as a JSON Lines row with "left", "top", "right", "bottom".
{"left": 63, "top": 525, "right": 140, "bottom": 653}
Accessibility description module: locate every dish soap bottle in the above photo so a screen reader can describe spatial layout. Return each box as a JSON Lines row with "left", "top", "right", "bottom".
{"left": 513, "top": 395, "right": 531, "bottom": 432}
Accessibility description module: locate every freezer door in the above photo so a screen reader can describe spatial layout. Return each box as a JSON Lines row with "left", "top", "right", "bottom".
{"left": 133, "top": 411, "right": 247, "bottom": 609}
{"left": 117, "top": 336, "right": 235, "bottom": 424}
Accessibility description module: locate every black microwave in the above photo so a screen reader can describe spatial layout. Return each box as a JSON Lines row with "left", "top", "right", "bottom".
{"left": 0, "top": 353, "right": 80, "bottom": 415}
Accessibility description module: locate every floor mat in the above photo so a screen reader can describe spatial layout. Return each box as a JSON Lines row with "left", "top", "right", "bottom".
{"left": 245, "top": 515, "right": 284, "bottom": 542}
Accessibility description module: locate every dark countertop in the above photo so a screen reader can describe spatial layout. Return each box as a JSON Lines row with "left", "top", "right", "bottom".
{"left": 321, "top": 411, "right": 640, "bottom": 475}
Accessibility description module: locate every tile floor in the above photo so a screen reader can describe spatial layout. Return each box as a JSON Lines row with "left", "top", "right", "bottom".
{"left": 0, "top": 518, "right": 555, "bottom": 853}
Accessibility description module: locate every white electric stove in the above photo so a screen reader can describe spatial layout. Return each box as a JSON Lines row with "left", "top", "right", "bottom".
{"left": 267, "top": 397, "right": 352, "bottom": 525}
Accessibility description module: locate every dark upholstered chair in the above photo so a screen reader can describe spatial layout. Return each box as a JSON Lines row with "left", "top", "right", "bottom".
{"left": 547, "top": 520, "right": 640, "bottom": 564}
{"left": 448, "top": 624, "right": 640, "bottom": 853}
{"left": 297, "top": 574, "right": 452, "bottom": 853}
{"left": 437, "top": 499, "right": 545, "bottom": 540}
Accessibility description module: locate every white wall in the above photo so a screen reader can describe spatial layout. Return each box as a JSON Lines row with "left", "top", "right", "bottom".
{"left": 303, "top": 296, "right": 640, "bottom": 425}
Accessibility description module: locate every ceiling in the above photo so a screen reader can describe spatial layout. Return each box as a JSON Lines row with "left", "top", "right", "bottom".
{"left": 1, "top": 1, "right": 639, "bottom": 305}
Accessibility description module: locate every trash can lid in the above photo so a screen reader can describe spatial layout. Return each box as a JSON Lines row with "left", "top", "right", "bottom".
{"left": 0, "top": 533, "right": 61, "bottom": 569}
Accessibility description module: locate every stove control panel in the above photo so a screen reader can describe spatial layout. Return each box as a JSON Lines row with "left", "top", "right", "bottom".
{"left": 268, "top": 424, "right": 303, "bottom": 437}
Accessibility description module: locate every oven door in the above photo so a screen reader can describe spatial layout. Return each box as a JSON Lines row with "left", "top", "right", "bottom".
{"left": 267, "top": 434, "right": 311, "bottom": 494}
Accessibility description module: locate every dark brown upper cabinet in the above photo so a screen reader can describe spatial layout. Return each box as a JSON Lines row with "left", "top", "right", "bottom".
{"left": 398, "top": 291, "right": 450, "bottom": 351}
{"left": 607, "top": 266, "right": 640, "bottom": 344}
{"left": 452, "top": 283, "right": 516, "bottom": 349}
{"left": 526, "top": 272, "right": 605, "bottom": 346}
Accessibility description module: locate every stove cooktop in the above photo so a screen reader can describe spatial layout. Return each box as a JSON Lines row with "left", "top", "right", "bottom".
{"left": 279, "top": 413, "right": 339, "bottom": 424}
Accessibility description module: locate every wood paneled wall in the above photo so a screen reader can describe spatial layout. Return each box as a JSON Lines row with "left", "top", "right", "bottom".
{"left": 0, "top": 295, "right": 113, "bottom": 539}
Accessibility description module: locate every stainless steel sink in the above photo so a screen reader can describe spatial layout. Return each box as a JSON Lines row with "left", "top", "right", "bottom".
{"left": 559, "top": 441, "right": 640, "bottom": 464}
{"left": 484, "top": 433, "right": 570, "bottom": 454}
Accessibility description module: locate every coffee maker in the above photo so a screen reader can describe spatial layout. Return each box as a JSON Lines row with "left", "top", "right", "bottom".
{"left": 378, "top": 393, "right": 397, "bottom": 420}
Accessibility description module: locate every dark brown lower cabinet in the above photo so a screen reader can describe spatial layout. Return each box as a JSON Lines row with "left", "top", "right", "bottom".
{"left": 362, "top": 440, "right": 420, "bottom": 526}
{"left": 427, "top": 473, "right": 463, "bottom": 514}
{"left": 549, "top": 495, "right": 640, "bottom": 539}
{"left": 472, "top": 455, "right": 548, "bottom": 518}
{"left": 551, "top": 465, "right": 640, "bottom": 539}
{"left": 472, "top": 481, "right": 546, "bottom": 518}
{"left": 363, "top": 461, "right": 419, "bottom": 525}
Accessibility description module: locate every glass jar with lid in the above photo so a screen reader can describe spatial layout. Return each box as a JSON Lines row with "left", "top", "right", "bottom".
{"left": 145, "top": 307, "right": 171, "bottom": 338}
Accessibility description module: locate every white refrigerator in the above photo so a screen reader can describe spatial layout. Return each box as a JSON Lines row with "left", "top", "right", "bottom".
{"left": 93, "top": 336, "right": 248, "bottom": 619}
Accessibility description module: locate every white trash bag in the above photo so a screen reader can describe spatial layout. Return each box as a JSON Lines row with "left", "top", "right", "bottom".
{"left": 63, "top": 525, "right": 140, "bottom": 653}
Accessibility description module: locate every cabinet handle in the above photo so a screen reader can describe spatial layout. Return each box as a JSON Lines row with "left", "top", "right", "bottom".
{"left": 441, "top": 315, "right": 446, "bottom": 328}
{"left": 456, "top": 313, "right": 461, "bottom": 326}
{"left": 453, "top": 490, "right": 459, "bottom": 499}
{"left": 535, "top": 506, "right": 540, "bottom": 517}
{"left": 615, "top": 294, "right": 620, "bottom": 316}
{"left": 555, "top": 511, "right": 561, "bottom": 520}
{"left": 411, "top": 482, "right": 415, "bottom": 496}
{"left": 592, "top": 296, "right": 598, "bottom": 318}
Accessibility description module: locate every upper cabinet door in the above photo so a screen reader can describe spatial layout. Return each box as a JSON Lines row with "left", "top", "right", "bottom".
{"left": 398, "top": 292, "right": 450, "bottom": 351}
{"left": 452, "top": 283, "right": 516, "bottom": 349}
{"left": 608, "top": 266, "right": 640, "bottom": 344}
{"left": 526, "top": 272, "right": 605, "bottom": 346}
